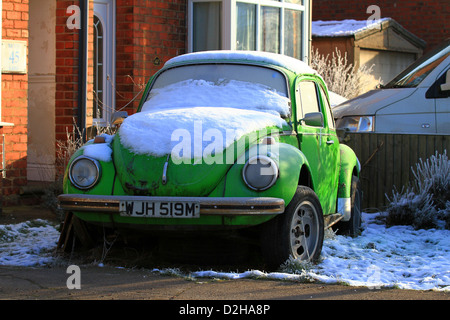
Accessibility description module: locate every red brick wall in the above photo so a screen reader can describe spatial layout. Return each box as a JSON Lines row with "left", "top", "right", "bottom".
{"left": 312, "top": 0, "right": 449, "bottom": 52}
{"left": 1, "top": 0, "right": 29, "bottom": 205}
{"left": 115, "top": 0, "right": 187, "bottom": 114}
{"left": 55, "top": 0, "right": 187, "bottom": 138}
{"left": 55, "top": 0, "right": 82, "bottom": 142}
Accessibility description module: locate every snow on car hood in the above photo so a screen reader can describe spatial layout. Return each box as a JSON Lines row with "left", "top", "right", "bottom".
{"left": 118, "top": 78, "right": 289, "bottom": 159}
{"left": 118, "top": 106, "right": 287, "bottom": 159}
{"left": 332, "top": 87, "right": 416, "bottom": 118}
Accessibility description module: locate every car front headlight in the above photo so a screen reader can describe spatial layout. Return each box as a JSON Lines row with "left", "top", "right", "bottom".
{"left": 242, "top": 155, "right": 278, "bottom": 191}
{"left": 336, "top": 116, "right": 374, "bottom": 132}
{"left": 69, "top": 156, "right": 101, "bottom": 189}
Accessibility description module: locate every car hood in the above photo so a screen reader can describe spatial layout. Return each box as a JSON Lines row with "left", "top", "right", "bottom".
{"left": 113, "top": 107, "right": 287, "bottom": 196}
{"left": 332, "top": 88, "right": 416, "bottom": 118}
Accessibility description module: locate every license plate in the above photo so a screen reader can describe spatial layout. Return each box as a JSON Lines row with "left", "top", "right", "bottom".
{"left": 119, "top": 200, "right": 200, "bottom": 218}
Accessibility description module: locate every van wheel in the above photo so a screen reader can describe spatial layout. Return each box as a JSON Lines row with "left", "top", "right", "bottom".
{"left": 261, "top": 186, "right": 324, "bottom": 269}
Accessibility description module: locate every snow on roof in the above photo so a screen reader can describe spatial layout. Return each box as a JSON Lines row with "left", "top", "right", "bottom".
{"left": 312, "top": 18, "right": 390, "bottom": 37}
{"left": 165, "top": 50, "right": 317, "bottom": 75}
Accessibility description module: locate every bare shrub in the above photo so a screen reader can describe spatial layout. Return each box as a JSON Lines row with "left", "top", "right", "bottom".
{"left": 310, "top": 47, "right": 379, "bottom": 99}
{"left": 385, "top": 150, "right": 450, "bottom": 230}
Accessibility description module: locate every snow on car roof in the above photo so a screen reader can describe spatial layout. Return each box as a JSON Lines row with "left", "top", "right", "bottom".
{"left": 165, "top": 50, "right": 317, "bottom": 75}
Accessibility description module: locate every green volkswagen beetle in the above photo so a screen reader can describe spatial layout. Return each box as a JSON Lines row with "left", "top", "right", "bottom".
{"left": 58, "top": 51, "right": 361, "bottom": 268}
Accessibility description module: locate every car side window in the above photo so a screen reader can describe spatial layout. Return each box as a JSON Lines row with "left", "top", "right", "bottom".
{"left": 319, "top": 85, "right": 335, "bottom": 129}
{"left": 297, "top": 81, "right": 321, "bottom": 124}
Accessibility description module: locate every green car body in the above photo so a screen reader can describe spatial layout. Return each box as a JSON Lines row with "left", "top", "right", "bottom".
{"left": 59, "top": 51, "right": 361, "bottom": 267}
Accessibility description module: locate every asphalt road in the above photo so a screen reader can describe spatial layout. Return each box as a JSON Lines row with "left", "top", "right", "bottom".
{"left": 0, "top": 205, "right": 449, "bottom": 304}
{"left": 0, "top": 264, "right": 448, "bottom": 301}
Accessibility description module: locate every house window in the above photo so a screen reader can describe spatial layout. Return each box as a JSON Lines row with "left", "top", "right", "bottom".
{"left": 188, "top": 0, "right": 309, "bottom": 61}
{"left": 193, "top": 2, "right": 222, "bottom": 51}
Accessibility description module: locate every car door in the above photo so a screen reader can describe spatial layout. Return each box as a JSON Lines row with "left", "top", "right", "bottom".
{"left": 317, "top": 84, "right": 340, "bottom": 213}
{"left": 295, "top": 78, "right": 338, "bottom": 214}
{"left": 429, "top": 65, "right": 450, "bottom": 134}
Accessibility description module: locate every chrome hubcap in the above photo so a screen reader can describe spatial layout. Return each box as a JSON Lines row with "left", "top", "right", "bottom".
{"left": 290, "top": 200, "right": 319, "bottom": 261}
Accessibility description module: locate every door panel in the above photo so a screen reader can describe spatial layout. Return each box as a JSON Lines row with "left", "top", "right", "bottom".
{"left": 296, "top": 79, "right": 340, "bottom": 214}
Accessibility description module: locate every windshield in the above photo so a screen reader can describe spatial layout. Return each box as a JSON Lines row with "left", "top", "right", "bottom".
{"left": 384, "top": 41, "right": 450, "bottom": 88}
{"left": 142, "top": 64, "right": 290, "bottom": 117}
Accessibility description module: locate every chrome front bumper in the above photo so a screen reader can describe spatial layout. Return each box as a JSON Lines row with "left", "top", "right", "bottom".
{"left": 58, "top": 194, "right": 285, "bottom": 216}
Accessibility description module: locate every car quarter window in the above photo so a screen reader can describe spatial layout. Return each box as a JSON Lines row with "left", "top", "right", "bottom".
{"left": 318, "top": 85, "right": 335, "bottom": 129}
{"left": 297, "top": 81, "right": 322, "bottom": 125}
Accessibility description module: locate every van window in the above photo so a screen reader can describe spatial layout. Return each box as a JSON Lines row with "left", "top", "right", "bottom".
{"left": 385, "top": 42, "right": 450, "bottom": 88}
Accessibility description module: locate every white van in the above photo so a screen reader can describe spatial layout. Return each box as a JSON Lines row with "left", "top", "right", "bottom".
{"left": 333, "top": 40, "right": 450, "bottom": 134}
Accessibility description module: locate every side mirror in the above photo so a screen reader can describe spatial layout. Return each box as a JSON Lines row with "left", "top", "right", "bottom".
{"left": 302, "top": 112, "right": 324, "bottom": 127}
{"left": 440, "top": 69, "right": 450, "bottom": 91}
{"left": 111, "top": 111, "right": 128, "bottom": 125}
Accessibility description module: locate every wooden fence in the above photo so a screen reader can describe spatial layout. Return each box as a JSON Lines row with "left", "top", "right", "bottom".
{"left": 339, "top": 132, "right": 450, "bottom": 211}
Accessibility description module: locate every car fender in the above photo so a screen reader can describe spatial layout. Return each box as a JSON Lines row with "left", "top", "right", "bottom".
{"left": 63, "top": 141, "right": 117, "bottom": 196}
{"left": 337, "top": 144, "right": 360, "bottom": 221}
{"left": 210, "top": 142, "right": 309, "bottom": 207}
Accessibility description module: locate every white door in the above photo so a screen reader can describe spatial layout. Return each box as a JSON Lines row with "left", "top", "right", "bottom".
{"left": 93, "top": 0, "right": 115, "bottom": 126}
{"left": 434, "top": 65, "right": 450, "bottom": 134}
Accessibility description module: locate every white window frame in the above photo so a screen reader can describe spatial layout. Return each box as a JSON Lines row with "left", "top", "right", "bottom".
{"left": 188, "top": 0, "right": 310, "bottom": 62}
{"left": 93, "top": 0, "right": 116, "bottom": 127}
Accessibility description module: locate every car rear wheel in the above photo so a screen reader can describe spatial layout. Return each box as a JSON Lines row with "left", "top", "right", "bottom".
{"left": 260, "top": 186, "right": 324, "bottom": 269}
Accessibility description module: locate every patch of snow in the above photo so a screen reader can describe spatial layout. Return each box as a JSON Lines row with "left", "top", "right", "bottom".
{"left": 152, "top": 212, "right": 450, "bottom": 291}
{"left": 165, "top": 50, "right": 317, "bottom": 75}
{"left": 143, "top": 79, "right": 290, "bottom": 117}
{"left": 312, "top": 18, "right": 390, "bottom": 37}
{"left": 81, "top": 133, "right": 115, "bottom": 162}
{"left": 0, "top": 220, "right": 60, "bottom": 267}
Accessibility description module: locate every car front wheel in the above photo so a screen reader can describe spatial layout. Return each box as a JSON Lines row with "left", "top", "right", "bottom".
{"left": 261, "top": 186, "right": 324, "bottom": 269}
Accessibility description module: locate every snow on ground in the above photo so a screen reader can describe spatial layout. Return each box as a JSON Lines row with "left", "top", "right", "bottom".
{"left": 0, "top": 213, "right": 449, "bottom": 291}
{"left": 0, "top": 219, "right": 60, "bottom": 267}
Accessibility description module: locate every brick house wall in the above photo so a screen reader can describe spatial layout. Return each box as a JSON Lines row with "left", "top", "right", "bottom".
{"left": 1, "top": 0, "right": 187, "bottom": 206}
{"left": 115, "top": 0, "right": 186, "bottom": 114}
{"left": 55, "top": 0, "right": 93, "bottom": 143}
{"left": 1, "top": 0, "right": 29, "bottom": 205}
{"left": 55, "top": 0, "right": 187, "bottom": 138}
{"left": 312, "top": 0, "right": 449, "bottom": 52}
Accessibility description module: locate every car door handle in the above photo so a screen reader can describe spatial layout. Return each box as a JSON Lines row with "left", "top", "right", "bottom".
{"left": 326, "top": 139, "right": 334, "bottom": 145}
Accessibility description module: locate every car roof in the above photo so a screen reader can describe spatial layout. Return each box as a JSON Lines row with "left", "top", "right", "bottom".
{"left": 164, "top": 50, "right": 318, "bottom": 75}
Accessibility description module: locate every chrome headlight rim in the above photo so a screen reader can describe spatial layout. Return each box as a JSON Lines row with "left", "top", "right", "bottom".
{"left": 242, "top": 155, "right": 279, "bottom": 191}
{"left": 68, "top": 156, "right": 101, "bottom": 190}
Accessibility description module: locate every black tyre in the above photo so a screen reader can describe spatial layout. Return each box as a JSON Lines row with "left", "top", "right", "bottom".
{"left": 261, "top": 186, "right": 324, "bottom": 269}
{"left": 334, "top": 176, "right": 362, "bottom": 237}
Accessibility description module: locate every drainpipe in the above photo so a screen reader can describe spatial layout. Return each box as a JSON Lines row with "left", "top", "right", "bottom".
{"left": 77, "top": 0, "right": 89, "bottom": 143}
{"left": 308, "top": 0, "right": 312, "bottom": 65}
